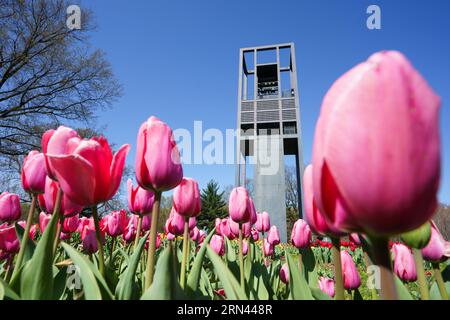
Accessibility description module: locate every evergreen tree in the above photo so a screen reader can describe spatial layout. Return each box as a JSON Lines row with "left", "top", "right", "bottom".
{"left": 198, "top": 180, "right": 228, "bottom": 231}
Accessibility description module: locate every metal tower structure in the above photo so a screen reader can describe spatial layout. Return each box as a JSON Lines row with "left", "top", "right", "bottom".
{"left": 235, "top": 43, "right": 305, "bottom": 242}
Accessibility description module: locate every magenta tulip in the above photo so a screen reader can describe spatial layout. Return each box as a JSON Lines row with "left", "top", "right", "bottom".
{"left": 104, "top": 209, "right": 127, "bottom": 237}
{"left": 340, "top": 250, "right": 361, "bottom": 289}
{"left": 21, "top": 150, "right": 46, "bottom": 194}
{"left": 255, "top": 211, "right": 270, "bottom": 233}
{"left": 291, "top": 219, "right": 312, "bottom": 249}
{"left": 210, "top": 234, "right": 225, "bottom": 256}
{"left": 123, "top": 215, "right": 138, "bottom": 243}
{"left": 422, "top": 221, "right": 450, "bottom": 263}
{"left": 81, "top": 227, "right": 98, "bottom": 254}
{"left": 62, "top": 214, "right": 80, "bottom": 234}
{"left": 42, "top": 126, "right": 80, "bottom": 181}
{"left": 229, "top": 218, "right": 251, "bottom": 238}
{"left": 141, "top": 214, "right": 151, "bottom": 232}
{"left": 0, "top": 224, "right": 20, "bottom": 253}
{"left": 18, "top": 221, "right": 38, "bottom": 240}
{"left": 220, "top": 218, "right": 235, "bottom": 240}
{"left": 251, "top": 228, "right": 259, "bottom": 241}
{"left": 215, "top": 218, "right": 222, "bottom": 235}
{"left": 173, "top": 177, "right": 201, "bottom": 218}
{"left": 135, "top": 116, "right": 183, "bottom": 192}
{"left": 166, "top": 207, "right": 185, "bottom": 236}
{"left": 242, "top": 239, "right": 249, "bottom": 256}
{"left": 312, "top": 51, "right": 441, "bottom": 235}
{"left": 248, "top": 198, "right": 257, "bottom": 225}
{"left": 318, "top": 277, "right": 335, "bottom": 298}
{"left": 228, "top": 187, "right": 252, "bottom": 223}
{"left": 263, "top": 238, "right": 274, "bottom": 256}
{"left": 39, "top": 212, "right": 51, "bottom": 234}
{"left": 0, "top": 192, "right": 21, "bottom": 223}
{"left": 198, "top": 230, "right": 206, "bottom": 244}
{"left": 38, "top": 177, "right": 83, "bottom": 217}
{"left": 392, "top": 243, "right": 417, "bottom": 282}
{"left": 166, "top": 232, "right": 175, "bottom": 241}
{"left": 349, "top": 233, "right": 362, "bottom": 245}
{"left": 190, "top": 226, "right": 200, "bottom": 241}
{"left": 267, "top": 225, "right": 280, "bottom": 246}
{"left": 280, "top": 263, "right": 289, "bottom": 284}
{"left": 46, "top": 136, "right": 130, "bottom": 207}
{"left": 127, "top": 179, "right": 154, "bottom": 215}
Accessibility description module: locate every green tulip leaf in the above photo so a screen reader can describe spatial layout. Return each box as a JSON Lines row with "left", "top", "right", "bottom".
{"left": 286, "top": 253, "right": 314, "bottom": 300}
{"left": 394, "top": 276, "right": 413, "bottom": 300}
{"left": 310, "top": 286, "right": 332, "bottom": 300}
{"left": 0, "top": 278, "right": 20, "bottom": 300}
{"left": 14, "top": 222, "right": 36, "bottom": 268}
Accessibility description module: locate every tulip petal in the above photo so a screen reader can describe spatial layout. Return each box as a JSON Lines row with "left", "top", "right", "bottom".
{"left": 108, "top": 144, "right": 130, "bottom": 200}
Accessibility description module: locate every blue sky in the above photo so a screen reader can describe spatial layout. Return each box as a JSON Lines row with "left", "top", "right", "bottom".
{"left": 81, "top": 0, "right": 450, "bottom": 204}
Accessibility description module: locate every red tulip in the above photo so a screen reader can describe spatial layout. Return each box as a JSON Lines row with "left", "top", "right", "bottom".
{"left": 173, "top": 177, "right": 201, "bottom": 217}
{"left": 104, "top": 209, "right": 127, "bottom": 237}
{"left": 135, "top": 116, "right": 183, "bottom": 192}
{"left": 62, "top": 214, "right": 80, "bottom": 234}
{"left": 318, "top": 277, "right": 335, "bottom": 298}
{"left": 0, "top": 192, "right": 21, "bottom": 223}
{"left": 0, "top": 223, "right": 20, "bottom": 253}
{"left": 280, "top": 263, "right": 289, "bottom": 284}
{"left": 340, "top": 250, "right": 361, "bottom": 289}
{"left": 38, "top": 177, "right": 83, "bottom": 217}
{"left": 127, "top": 179, "right": 154, "bottom": 215}
{"left": 60, "top": 232, "right": 71, "bottom": 240}
{"left": 290, "top": 219, "right": 312, "bottom": 249}
{"left": 312, "top": 51, "right": 441, "bottom": 235}
{"left": 210, "top": 234, "right": 225, "bottom": 256}
{"left": 21, "top": 150, "right": 46, "bottom": 194}
{"left": 228, "top": 187, "right": 252, "bottom": 223}
{"left": 39, "top": 212, "right": 51, "bottom": 234}
{"left": 421, "top": 221, "right": 450, "bottom": 262}
{"left": 303, "top": 164, "right": 344, "bottom": 236}
{"left": 267, "top": 225, "right": 280, "bottom": 246}
{"left": 392, "top": 243, "right": 417, "bottom": 282}
{"left": 255, "top": 211, "right": 270, "bottom": 233}
{"left": 42, "top": 126, "right": 80, "bottom": 180}
{"left": 46, "top": 136, "right": 130, "bottom": 207}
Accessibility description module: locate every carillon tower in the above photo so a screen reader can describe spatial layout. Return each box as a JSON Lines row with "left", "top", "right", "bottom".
{"left": 235, "top": 43, "right": 304, "bottom": 241}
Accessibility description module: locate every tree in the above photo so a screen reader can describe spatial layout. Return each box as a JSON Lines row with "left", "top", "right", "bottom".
{"left": 198, "top": 180, "right": 227, "bottom": 231}
{"left": 0, "top": 0, "right": 121, "bottom": 189}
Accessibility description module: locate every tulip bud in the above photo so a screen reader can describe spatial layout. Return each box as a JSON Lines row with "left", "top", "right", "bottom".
{"left": 127, "top": 179, "right": 154, "bottom": 215}
{"left": 166, "top": 208, "right": 185, "bottom": 236}
{"left": 318, "top": 277, "right": 335, "bottom": 298}
{"left": 290, "top": 219, "right": 312, "bottom": 249}
{"left": 228, "top": 187, "right": 252, "bottom": 223}
{"left": 82, "top": 227, "right": 98, "bottom": 254}
{"left": 0, "top": 224, "right": 20, "bottom": 253}
{"left": 214, "top": 218, "right": 222, "bottom": 235}
{"left": 141, "top": 214, "right": 151, "bottom": 232}
{"left": 255, "top": 211, "right": 270, "bottom": 233}
{"left": 39, "top": 212, "right": 52, "bottom": 234}
{"left": 210, "top": 235, "right": 225, "bottom": 256}
{"left": 263, "top": 238, "right": 274, "bottom": 256}
{"left": 105, "top": 209, "right": 127, "bottom": 237}
{"left": 340, "top": 250, "right": 361, "bottom": 289}
{"left": 173, "top": 178, "right": 201, "bottom": 218}
{"left": 21, "top": 150, "right": 47, "bottom": 194}
{"left": 421, "top": 221, "right": 450, "bottom": 263}
{"left": 401, "top": 221, "right": 432, "bottom": 249}
{"left": 267, "top": 225, "right": 280, "bottom": 246}
{"left": 0, "top": 192, "right": 21, "bottom": 223}
{"left": 280, "top": 263, "right": 289, "bottom": 284}
{"left": 251, "top": 228, "right": 259, "bottom": 241}
{"left": 62, "top": 214, "right": 80, "bottom": 234}
{"left": 392, "top": 243, "right": 417, "bottom": 282}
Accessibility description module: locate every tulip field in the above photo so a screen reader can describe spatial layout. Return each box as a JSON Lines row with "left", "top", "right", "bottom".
{"left": 0, "top": 50, "right": 449, "bottom": 301}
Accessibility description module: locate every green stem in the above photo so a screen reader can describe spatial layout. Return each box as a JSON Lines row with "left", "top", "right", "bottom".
{"left": 433, "top": 262, "right": 449, "bottom": 300}
{"left": 180, "top": 218, "right": 189, "bottom": 289}
{"left": 144, "top": 191, "right": 161, "bottom": 290}
{"left": 134, "top": 215, "right": 143, "bottom": 250}
{"left": 52, "top": 214, "right": 65, "bottom": 256}
{"left": 92, "top": 205, "right": 105, "bottom": 277}
{"left": 12, "top": 194, "right": 36, "bottom": 278}
{"left": 331, "top": 237, "right": 345, "bottom": 300}
{"left": 412, "top": 248, "right": 429, "bottom": 300}
{"left": 238, "top": 224, "right": 245, "bottom": 290}
{"left": 369, "top": 236, "right": 398, "bottom": 300}
{"left": 298, "top": 249, "right": 303, "bottom": 276}
{"left": 109, "top": 236, "right": 116, "bottom": 268}
{"left": 363, "top": 251, "right": 378, "bottom": 300}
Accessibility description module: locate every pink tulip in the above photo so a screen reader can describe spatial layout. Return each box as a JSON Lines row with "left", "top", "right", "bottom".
{"left": 0, "top": 192, "right": 21, "bottom": 223}
{"left": 228, "top": 187, "right": 252, "bottom": 223}
{"left": 263, "top": 238, "right": 274, "bottom": 256}
{"left": 248, "top": 198, "right": 257, "bottom": 225}
{"left": 166, "top": 232, "right": 175, "bottom": 241}
{"left": 312, "top": 51, "right": 441, "bottom": 236}
{"left": 146, "top": 233, "right": 162, "bottom": 250}
{"left": 392, "top": 243, "right": 417, "bottom": 282}
{"left": 19, "top": 222, "right": 39, "bottom": 240}
{"left": 255, "top": 211, "right": 270, "bottom": 233}
{"left": 127, "top": 179, "right": 155, "bottom": 215}
{"left": 38, "top": 177, "right": 83, "bottom": 217}
{"left": 42, "top": 126, "right": 80, "bottom": 180}
{"left": 198, "top": 230, "right": 206, "bottom": 244}
{"left": 135, "top": 116, "right": 183, "bottom": 192}
{"left": 229, "top": 218, "right": 251, "bottom": 238}
{"left": 60, "top": 232, "right": 71, "bottom": 240}
{"left": 220, "top": 218, "right": 235, "bottom": 240}
{"left": 123, "top": 215, "right": 138, "bottom": 243}
{"left": 21, "top": 150, "right": 46, "bottom": 194}
{"left": 210, "top": 235, "right": 225, "bottom": 256}
{"left": 318, "top": 277, "right": 335, "bottom": 298}
{"left": 303, "top": 165, "right": 344, "bottom": 236}
{"left": 251, "top": 228, "right": 259, "bottom": 241}
{"left": 46, "top": 135, "right": 130, "bottom": 207}
{"left": 39, "top": 212, "right": 52, "bottom": 234}
{"left": 215, "top": 218, "right": 222, "bottom": 235}
{"left": 0, "top": 224, "right": 20, "bottom": 253}
{"left": 62, "top": 214, "right": 80, "bottom": 234}
{"left": 77, "top": 217, "right": 94, "bottom": 233}
{"left": 340, "top": 250, "right": 361, "bottom": 289}
{"left": 81, "top": 227, "right": 98, "bottom": 254}
{"left": 422, "top": 221, "right": 450, "bottom": 262}
{"left": 267, "top": 225, "right": 280, "bottom": 246}
{"left": 190, "top": 226, "right": 200, "bottom": 241}
{"left": 280, "top": 263, "right": 289, "bottom": 284}
{"left": 291, "top": 219, "right": 312, "bottom": 249}
{"left": 188, "top": 217, "right": 197, "bottom": 230}
{"left": 242, "top": 239, "right": 249, "bottom": 256}
{"left": 104, "top": 209, "right": 127, "bottom": 237}
{"left": 173, "top": 177, "right": 201, "bottom": 217}
{"left": 141, "top": 214, "right": 151, "bottom": 232}
{"left": 166, "top": 207, "right": 185, "bottom": 236}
